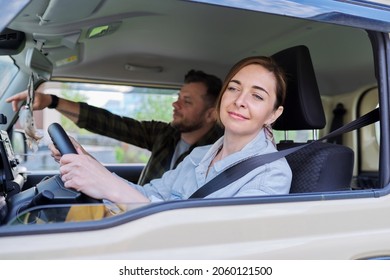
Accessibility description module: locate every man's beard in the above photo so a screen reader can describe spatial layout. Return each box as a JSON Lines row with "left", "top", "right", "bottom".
{"left": 171, "top": 118, "right": 205, "bottom": 133}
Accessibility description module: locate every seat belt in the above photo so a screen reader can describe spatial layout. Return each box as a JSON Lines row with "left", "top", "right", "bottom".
{"left": 327, "top": 103, "right": 346, "bottom": 144}
{"left": 189, "top": 107, "right": 379, "bottom": 199}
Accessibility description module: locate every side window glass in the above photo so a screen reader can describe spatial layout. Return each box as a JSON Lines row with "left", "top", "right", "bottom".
{"left": 274, "top": 130, "right": 313, "bottom": 143}
{"left": 375, "top": 104, "right": 380, "bottom": 145}
{"left": 17, "top": 82, "right": 178, "bottom": 171}
{"left": 357, "top": 88, "right": 379, "bottom": 171}
{"left": 0, "top": 56, "right": 18, "bottom": 98}
{"left": 355, "top": 87, "right": 379, "bottom": 188}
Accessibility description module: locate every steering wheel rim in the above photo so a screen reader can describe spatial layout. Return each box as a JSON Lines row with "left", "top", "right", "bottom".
{"left": 47, "top": 122, "right": 101, "bottom": 204}
{"left": 48, "top": 122, "right": 77, "bottom": 155}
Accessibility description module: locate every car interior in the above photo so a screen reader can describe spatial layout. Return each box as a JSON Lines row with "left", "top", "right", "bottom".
{"left": 272, "top": 45, "right": 355, "bottom": 193}
{"left": 0, "top": 0, "right": 385, "bottom": 229}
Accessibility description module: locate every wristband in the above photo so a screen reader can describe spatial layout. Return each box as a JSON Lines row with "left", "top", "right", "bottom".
{"left": 48, "top": 94, "right": 59, "bottom": 109}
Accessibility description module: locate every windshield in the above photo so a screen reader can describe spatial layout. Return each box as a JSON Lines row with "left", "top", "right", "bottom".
{"left": 0, "top": 56, "right": 18, "bottom": 99}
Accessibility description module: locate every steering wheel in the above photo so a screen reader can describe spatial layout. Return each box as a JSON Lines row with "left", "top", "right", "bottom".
{"left": 5, "top": 123, "right": 100, "bottom": 223}
{"left": 43, "top": 122, "right": 101, "bottom": 203}
{"left": 48, "top": 122, "right": 78, "bottom": 155}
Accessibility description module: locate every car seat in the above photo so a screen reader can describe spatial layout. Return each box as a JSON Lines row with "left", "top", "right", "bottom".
{"left": 272, "top": 45, "right": 354, "bottom": 193}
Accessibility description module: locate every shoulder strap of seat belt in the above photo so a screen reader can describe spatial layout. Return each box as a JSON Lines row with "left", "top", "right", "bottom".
{"left": 327, "top": 103, "right": 346, "bottom": 144}
{"left": 189, "top": 107, "right": 379, "bottom": 199}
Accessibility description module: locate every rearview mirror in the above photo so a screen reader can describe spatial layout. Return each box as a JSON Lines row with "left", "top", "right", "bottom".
{"left": 25, "top": 47, "right": 53, "bottom": 79}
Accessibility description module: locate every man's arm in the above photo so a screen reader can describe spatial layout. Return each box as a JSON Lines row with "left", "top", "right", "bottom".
{"left": 6, "top": 86, "right": 81, "bottom": 123}
{"left": 55, "top": 96, "right": 80, "bottom": 123}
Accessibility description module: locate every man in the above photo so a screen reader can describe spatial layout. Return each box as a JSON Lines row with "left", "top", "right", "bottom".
{"left": 7, "top": 70, "right": 223, "bottom": 185}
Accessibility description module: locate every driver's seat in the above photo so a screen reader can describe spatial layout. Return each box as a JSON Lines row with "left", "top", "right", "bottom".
{"left": 272, "top": 45, "right": 354, "bottom": 193}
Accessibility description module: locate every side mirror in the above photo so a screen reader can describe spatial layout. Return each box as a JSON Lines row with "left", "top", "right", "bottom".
{"left": 25, "top": 47, "right": 53, "bottom": 79}
{"left": 11, "top": 129, "right": 27, "bottom": 164}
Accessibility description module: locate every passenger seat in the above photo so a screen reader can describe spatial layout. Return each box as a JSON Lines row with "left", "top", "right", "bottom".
{"left": 272, "top": 45, "right": 354, "bottom": 193}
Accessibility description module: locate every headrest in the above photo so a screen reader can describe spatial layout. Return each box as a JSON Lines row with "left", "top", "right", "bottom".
{"left": 272, "top": 45, "right": 326, "bottom": 130}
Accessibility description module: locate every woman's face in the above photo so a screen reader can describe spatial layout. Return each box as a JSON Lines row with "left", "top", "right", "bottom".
{"left": 220, "top": 64, "right": 283, "bottom": 139}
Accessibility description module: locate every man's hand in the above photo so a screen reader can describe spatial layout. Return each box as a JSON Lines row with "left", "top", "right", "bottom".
{"left": 6, "top": 87, "right": 52, "bottom": 112}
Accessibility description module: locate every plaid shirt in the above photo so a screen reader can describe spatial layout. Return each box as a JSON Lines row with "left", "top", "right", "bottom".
{"left": 77, "top": 102, "right": 224, "bottom": 185}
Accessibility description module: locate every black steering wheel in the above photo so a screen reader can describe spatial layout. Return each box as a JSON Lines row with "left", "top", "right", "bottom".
{"left": 48, "top": 122, "right": 78, "bottom": 155}
{"left": 43, "top": 122, "right": 100, "bottom": 203}
{"left": 5, "top": 123, "right": 100, "bottom": 223}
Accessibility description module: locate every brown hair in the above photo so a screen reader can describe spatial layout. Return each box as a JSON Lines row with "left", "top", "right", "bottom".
{"left": 216, "top": 56, "right": 286, "bottom": 124}
{"left": 184, "top": 69, "right": 222, "bottom": 108}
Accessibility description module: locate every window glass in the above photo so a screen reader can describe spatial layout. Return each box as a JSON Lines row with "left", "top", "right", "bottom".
{"left": 0, "top": 56, "right": 18, "bottom": 98}
{"left": 7, "top": 202, "right": 149, "bottom": 225}
{"left": 274, "top": 130, "right": 313, "bottom": 143}
{"left": 375, "top": 103, "right": 380, "bottom": 145}
{"left": 17, "top": 82, "right": 178, "bottom": 171}
{"left": 16, "top": 81, "right": 313, "bottom": 171}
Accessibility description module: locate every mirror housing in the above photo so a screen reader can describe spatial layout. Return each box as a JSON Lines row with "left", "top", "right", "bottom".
{"left": 25, "top": 47, "right": 53, "bottom": 79}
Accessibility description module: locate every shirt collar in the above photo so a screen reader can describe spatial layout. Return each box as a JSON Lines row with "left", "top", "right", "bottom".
{"left": 199, "top": 129, "right": 275, "bottom": 172}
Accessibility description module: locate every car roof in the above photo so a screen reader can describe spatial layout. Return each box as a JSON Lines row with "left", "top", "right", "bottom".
{"left": 4, "top": 0, "right": 390, "bottom": 95}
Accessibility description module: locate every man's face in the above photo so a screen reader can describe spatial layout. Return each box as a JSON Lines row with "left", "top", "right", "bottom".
{"left": 171, "top": 82, "right": 211, "bottom": 133}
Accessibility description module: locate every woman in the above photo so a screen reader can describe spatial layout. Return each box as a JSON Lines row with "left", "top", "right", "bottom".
{"left": 59, "top": 56, "right": 292, "bottom": 203}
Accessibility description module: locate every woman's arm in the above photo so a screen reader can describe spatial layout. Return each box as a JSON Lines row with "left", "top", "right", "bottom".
{"left": 60, "top": 147, "right": 150, "bottom": 203}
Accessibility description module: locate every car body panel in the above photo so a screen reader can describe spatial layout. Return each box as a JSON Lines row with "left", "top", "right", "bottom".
{"left": 1, "top": 193, "right": 390, "bottom": 259}
{"left": 197, "top": 0, "right": 390, "bottom": 30}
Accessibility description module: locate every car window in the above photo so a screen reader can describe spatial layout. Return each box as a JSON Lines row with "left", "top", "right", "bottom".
{"left": 274, "top": 129, "right": 313, "bottom": 143}
{"left": 16, "top": 82, "right": 178, "bottom": 171}
{"left": 15, "top": 81, "right": 313, "bottom": 171}
{"left": 7, "top": 202, "right": 148, "bottom": 225}
{"left": 0, "top": 56, "right": 18, "bottom": 98}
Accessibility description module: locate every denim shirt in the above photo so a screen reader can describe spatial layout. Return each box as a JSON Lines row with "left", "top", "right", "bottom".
{"left": 131, "top": 129, "right": 292, "bottom": 201}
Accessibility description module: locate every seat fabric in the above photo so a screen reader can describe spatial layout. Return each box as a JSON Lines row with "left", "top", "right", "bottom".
{"left": 278, "top": 142, "right": 353, "bottom": 193}
{"left": 271, "top": 45, "right": 354, "bottom": 193}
